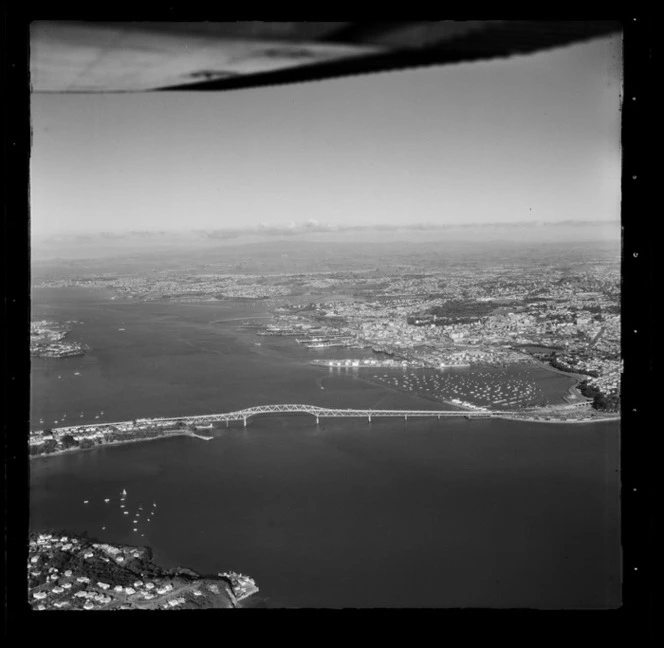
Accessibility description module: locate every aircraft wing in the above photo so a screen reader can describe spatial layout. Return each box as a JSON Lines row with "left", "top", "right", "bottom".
{"left": 30, "top": 20, "right": 622, "bottom": 93}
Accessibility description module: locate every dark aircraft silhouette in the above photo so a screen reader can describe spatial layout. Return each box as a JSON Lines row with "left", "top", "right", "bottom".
{"left": 30, "top": 21, "right": 621, "bottom": 93}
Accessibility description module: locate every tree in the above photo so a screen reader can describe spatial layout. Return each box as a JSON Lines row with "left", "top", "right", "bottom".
{"left": 42, "top": 439, "right": 58, "bottom": 454}
{"left": 593, "top": 393, "right": 608, "bottom": 410}
{"left": 61, "top": 434, "right": 79, "bottom": 449}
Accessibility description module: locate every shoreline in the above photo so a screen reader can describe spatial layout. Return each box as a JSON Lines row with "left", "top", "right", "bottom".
{"left": 30, "top": 411, "right": 620, "bottom": 461}
{"left": 495, "top": 414, "right": 620, "bottom": 425}
{"left": 30, "top": 430, "right": 215, "bottom": 461}
{"left": 527, "top": 355, "right": 589, "bottom": 381}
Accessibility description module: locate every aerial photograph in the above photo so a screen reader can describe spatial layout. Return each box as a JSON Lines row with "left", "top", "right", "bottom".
{"left": 26, "top": 21, "right": 623, "bottom": 611}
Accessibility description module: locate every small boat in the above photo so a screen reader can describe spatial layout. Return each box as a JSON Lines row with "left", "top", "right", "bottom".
{"left": 122, "top": 489, "right": 127, "bottom": 495}
{"left": 102, "top": 527, "right": 106, "bottom": 530}
{"left": 133, "top": 528, "right": 137, "bottom": 532}
{"left": 124, "top": 511, "right": 129, "bottom": 515}
{"left": 83, "top": 500, "right": 89, "bottom": 504}
{"left": 74, "top": 372, "right": 80, "bottom": 376}
{"left": 104, "top": 499, "right": 110, "bottom": 503}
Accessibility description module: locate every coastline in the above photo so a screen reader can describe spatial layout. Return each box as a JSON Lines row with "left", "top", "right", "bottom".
{"left": 527, "top": 355, "right": 589, "bottom": 381}
{"left": 28, "top": 531, "right": 258, "bottom": 610}
{"left": 30, "top": 410, "right": 619, "bottom": 462}
{"left": 30, "top": 430, "right": 214, "bottom": 461}
{"left": 494, "top": 414, "right": 620, "bottom": 425}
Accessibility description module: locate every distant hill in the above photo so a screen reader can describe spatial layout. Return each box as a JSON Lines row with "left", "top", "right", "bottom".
{"left": 31, "top": 220, "right": 620, "bottom": 264}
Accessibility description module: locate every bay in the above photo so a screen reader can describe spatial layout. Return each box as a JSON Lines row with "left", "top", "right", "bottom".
{"left": 29, "top": 287, "right": 621, "bottom": 608}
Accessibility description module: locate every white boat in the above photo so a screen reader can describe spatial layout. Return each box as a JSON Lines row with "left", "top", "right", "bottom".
{"left": 104, "top": 499, "right": 110, "bottom": 503}
{"left": 83, "top": 500, "right": 89, "bottom": 504}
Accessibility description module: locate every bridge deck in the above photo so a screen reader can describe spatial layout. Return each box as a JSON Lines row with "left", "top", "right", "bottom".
{"left": 146, "top": 404, "right": 490, "bottom": 424}
{"left": 46, "top": 405, "right": 492, "bottom": 434}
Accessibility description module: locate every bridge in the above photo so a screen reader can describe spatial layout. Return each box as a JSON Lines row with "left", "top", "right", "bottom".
{"left": 138, "top": 404, "right": 492, "bottom": 428}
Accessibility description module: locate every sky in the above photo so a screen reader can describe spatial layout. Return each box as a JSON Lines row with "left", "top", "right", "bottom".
{"left": 30, "top": 33, "right": 622, "bottom": 237}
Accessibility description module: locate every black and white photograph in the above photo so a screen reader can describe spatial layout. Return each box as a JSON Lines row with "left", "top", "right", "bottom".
{"left": 10, "top": 19, "right": 648, "bottom": 622}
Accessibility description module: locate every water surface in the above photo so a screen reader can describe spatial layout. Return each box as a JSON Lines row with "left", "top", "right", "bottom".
{"left": 30, "top": 287, "right": 621, "bottom": 608}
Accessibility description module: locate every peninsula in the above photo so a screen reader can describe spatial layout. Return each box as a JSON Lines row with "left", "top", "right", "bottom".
{"left": 30, "top": 320, "right": 87, "bottom": 358}
{"left": 29, "top": 531, "right": 259, "bottom": 610}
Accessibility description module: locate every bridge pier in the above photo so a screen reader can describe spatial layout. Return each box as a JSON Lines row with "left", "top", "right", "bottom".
{"left": 404, "top": 415, "right": 408, "bottom": 422}
{"left": 226, "top": 419, "right": 229, "bottom": 428}
{"left": 243, "top": 417, "right": 247, "bottom": 428}
{"left": 316, "top": 416, "right": 319, "bottom": 425}
{"left": 368, "top": 414, "right": 371, "bottom": 423}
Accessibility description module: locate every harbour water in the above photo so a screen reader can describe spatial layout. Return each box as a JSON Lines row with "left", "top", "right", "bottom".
{"left": 29, "top": 287, "right": 621, "bottom": 608}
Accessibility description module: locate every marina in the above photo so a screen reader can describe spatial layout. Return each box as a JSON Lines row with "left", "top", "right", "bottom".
{"left": 365, "top": 366, "right": 571, "bottom": 410}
